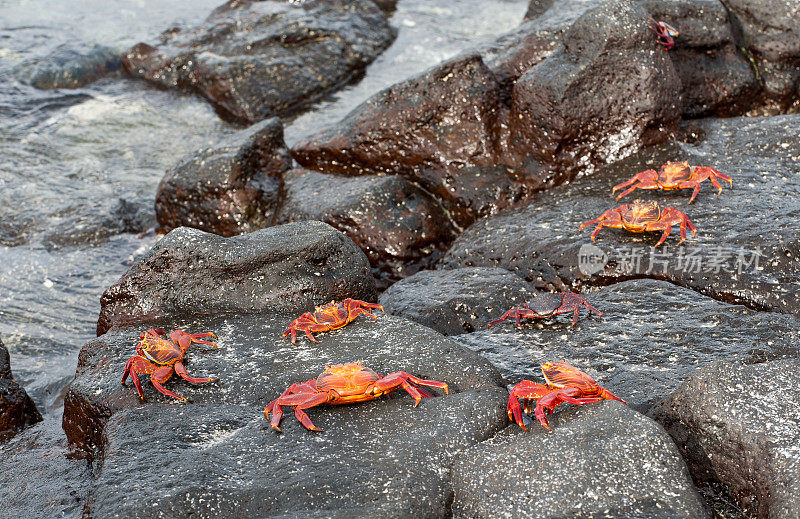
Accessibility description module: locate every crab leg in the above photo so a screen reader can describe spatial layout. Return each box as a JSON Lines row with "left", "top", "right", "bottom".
{"left": 488, "top": 305, "right": 536, "bottom": 328}
{"left": 150, "top": 365, "right": 187, "bottom": 401}
{"left": 122, "top": 355, "right": 153, "bottom": 400}
{"left": 507, "top": 380, "right": 552, "bottom": 430}
{"left": 268, "top": 392, "right": 330, "bottom": 432}
{"left": 580, "top": 207, "right": 624, "bottom": 242}
{"left": 612, "top": 169, "right": 659, "bottom": 200}
{"left": 174, "top": 361, "right": 216, "bottom": 384}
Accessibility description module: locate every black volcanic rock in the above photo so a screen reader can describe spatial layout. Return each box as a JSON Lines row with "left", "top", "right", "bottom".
{"left": 0, "top": 336, "right": 42, "bottom": 440}
{"left": 452, "top": 402, "right": 709, "bottom": 518}
{"left": 0, "top": 418, "right": 91, "bottom": 517}
{"left": 156, "top": 118, "right": 292, "bottom": 236}
{"left": 293, "top": 0, "right": 681, "bottom": 229}
{"left": 275, "top": 169, "right": 456, "bottom": 286}
{"left": 96, "top": 222, "right": 376, "bottom": 335}
{"left": 442, "top": 115, "right": 800, "bottom": 315}
{"left": 723, "top": 0, "right": 800, "bottom": 109}
{"left": 639, "top": 0, "right": 759, "bottom": 117}
{"left": 379, "top": 267, "right": 535, "bottom": 335}
{"left": 651, "top": 359, "right": 800, "bottom": 518}
{"left": 63, "top": 311, "right": 506, "bottom": 517}
{"left": 121, "top": 0, "right": 395, "bottom": 125}
{"left": 449, "top": 279, "right": 800, "bottom": 411}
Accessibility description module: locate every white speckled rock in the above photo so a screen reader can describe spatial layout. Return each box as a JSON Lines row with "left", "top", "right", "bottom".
{"left": 650, "top": 359, "right": 800, "bottom": 518}
{"left": 452, "top": 401, "right": 709, "bottom": 518}
{"left": 380, "top": 267, "right": 535, "bottom": 335}
{"left": 64, "top": 312, "right": 508, "bottom": 517}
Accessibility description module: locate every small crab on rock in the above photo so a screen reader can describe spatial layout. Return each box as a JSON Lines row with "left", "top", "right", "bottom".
{"left": 613, "top": 161, "right": 732, "bottom": 203}
{"left": 121, "top": 328, "right": 218, "bottom": 402}
{"left": 508, "top": 361, "right": 625, "bottom": 430}
{"left": 580, "top": 200, "right": 697, "bottom": 247}
{"left": 648, "top": 18, "right": 679, "bottom": 50}
{"left": 488, "top": 292, "right": 601, "bottom": 328}
{"left": 283, "top": 298, "right": 385, "bottom": 344}
{"left": 264, "top": 362, "right": 449, "bottom": 432}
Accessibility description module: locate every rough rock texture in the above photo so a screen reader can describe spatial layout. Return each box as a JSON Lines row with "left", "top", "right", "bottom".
{"left": 651, "top": 359, "right": 800, "bottom": 518}
{"left": 0, "top": 418, "right": 91, "bottom": 518}
{"left": 156, "top": 118, "right": 292, "bottom": 236}
{"left": 442, "top": 114, "right": 800, "bottom": 315}
{"left": 293, "top": 0, "right": 681, "bottom": 228}
{"left": 275, "top": 169, "right": 456, "bottom": 287}
{"left": 449, "top": 279, "right": 800, "bottom": 411}
{"left": 293, "top": 52, "right": 515, "bottom": 228}
{"left": 379, "top": 267, "right": 535, "bottom": 335}
{"left": 63, "top": 312, "right": 507, "bottom": 517}
{"left": 121, "top": 0, "right": 395, "bottom": 125}
{"left": 96, "top": 222, "right": 376, "bottom": 336}
{"left": 452, "top": 402, "right": 709, "bottom": 519}
{"left": 15, "top": 43, "right": 122, "bottom": 89}
{"left": 502, "top": 0, "right": 681, "bottom": 180}
{"left": 640, "top": 0, "right": 759, "bottom": 117}
{"left": 0, "top": 336, "right": 42, "bottom": 440}
{"left": 481, "top": 0, "right": 602, "bottom": 90}
{"left": 722, "top": 0, "right": 800, "bottom": 109}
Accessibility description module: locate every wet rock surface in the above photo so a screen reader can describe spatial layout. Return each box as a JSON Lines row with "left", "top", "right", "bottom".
{"left": 448, "top": 279, "right": 800, "bottom": 411}
{"left": 64, "top": 312, "right": 506, "bottom": 517}
{"left": 452, "top": 401, "right": 709, "bottom": 519}
{"left": 14, "top": 43, "right": 122, "bottom": 89}
{"left": 275, "top": 169, "right": 456, "bottom": 287}
{"left": 379, "top": 267, "right": 535, "bottom": 335}
{"left": 503, "top": 0, "right": 681, "bottom": 180}
{"left": 156, "top": 118, "right": 292, "bottom": 236}
{"left": 121, "top": 0, "right": 395, "bottom": 125}
{"left": 0, "top": 418, "right": 91, "bottom": 518}
{"left": 651, "top": 359, "right": 800, "bottom": 519}
{"left": 722, "top": 0, "right": 800, "bottom": 107}
{"left": 0, "top": 336, "right": 42, "bottom": 440}
{"left": 639, "top": 0, "right": 759, "bottom": 117}
{"left": 442, "top": 114, "right": 800, "bottom": 315}
{"left": 96, "top": 221, "right": 376, "bottom": 336}
{"left": 293, "top": 0, "right": 680, "bottom": 229}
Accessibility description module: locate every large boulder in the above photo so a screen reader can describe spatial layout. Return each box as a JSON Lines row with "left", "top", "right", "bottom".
{"left": 379, "top": 267, "right": 535, "bottom": 335}
{"left": 0, "top": 336, "right": 42, "bottom": 440}
{"left": 155, "top": 118, "right": 292, "bottom": 236}
{"left": 64, "top": 311, "right": 507, "bottom": 516}
{"left": 452, "top": 402, "right": 709, "bottom": 518}
{"left": 639, "top": 0, "right": 759, "bottom": 117}
{"left": 275, "top": 169, "right": 456, "bottom": 287}
{"left": 121, "top": 0, "right": 395, "bottom": 125}
{"left": 293, "top": 0, "right": 681, "bottom": 228}
{"left": 723, "top": 0, "right": 800, "bottom": 109}
{"left": 442, "top": 114, "right": 800, "bottom": 316}
{"left": 651, "top": 359, "right": 800, "bottom": 518}
{"left": 502, "top": 0, "right": 681, "bottom": 180}
{"left": 448, "top": 278, "right": 800, "bottom": 410}
{"left": 96, "top": 222, "right": 376, "bottom": 335}
{"left": 0, "top": 418, "right": 91, "bottom": 517}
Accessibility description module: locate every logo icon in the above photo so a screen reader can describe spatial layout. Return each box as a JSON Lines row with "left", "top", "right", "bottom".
{"left": 578, "top": 243, "right": 608, "bottom": 275}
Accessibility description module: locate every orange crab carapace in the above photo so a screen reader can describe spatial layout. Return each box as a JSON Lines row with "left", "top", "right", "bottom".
{"left": 121, "top": 328, "right": 218, "bottom": 402}
{"left": 283, "top": 298, "right": 384, "bottom": 344}
{"left": 579, "top": 200, "right": 697, "bottom": 247}
{"left": 612, "top": 161, "right": 732, "bottom": 203}
{"left": 264, "top": 362, "right": 449, "bottom": 432}
{"left": 508, "top": 361, "right": 625, "bottom": 430}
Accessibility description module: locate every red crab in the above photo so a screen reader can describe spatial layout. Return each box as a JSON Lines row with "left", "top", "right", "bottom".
{"left": 121, "top": 328, "right": 218, "bottom": 402}
{"left": 508, "top": 361, "right": 625, "bottom": 430}
{"left": 264, "top": 362, "right": 449, "bottom": 432}
{"left": 613, "top": 161, "right": 732, "bottom": 203}
{"left": 579, "top": 200, "right": 697, "bottom": 247}
{"left": 283, "top": 298, "right": 384, "bottom": 344}
{"left": 649, "top": 18, "right": 679, "bottom": 50}
{"left": 488, "top": 292, "right": 601, "bottom": 328}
